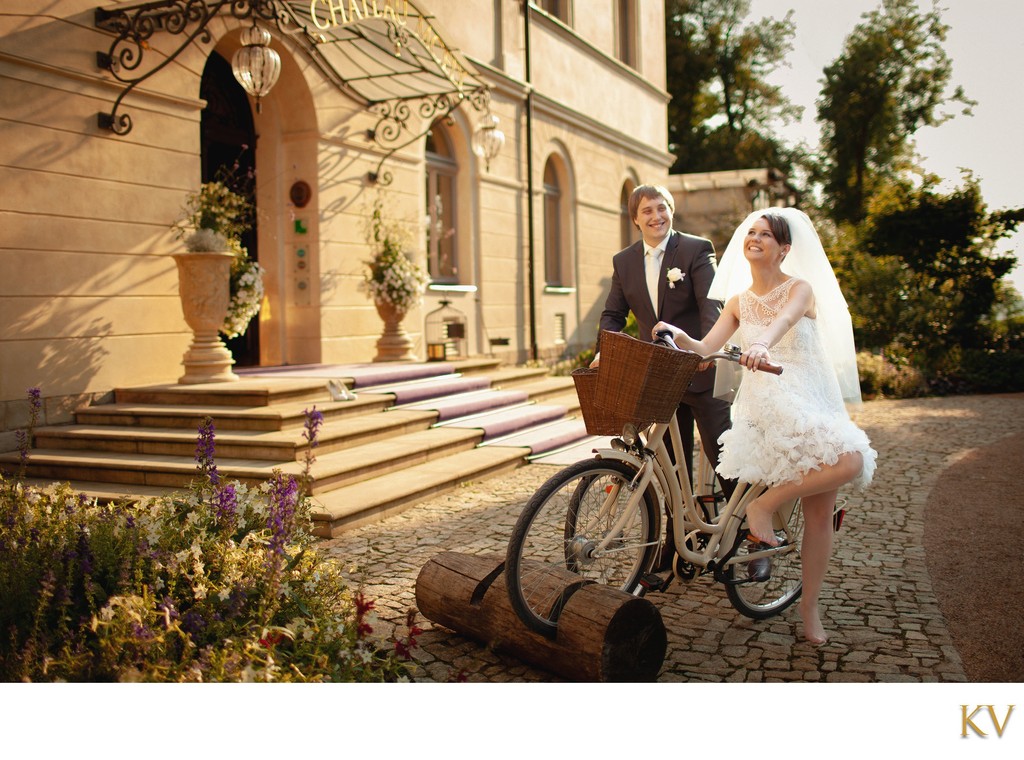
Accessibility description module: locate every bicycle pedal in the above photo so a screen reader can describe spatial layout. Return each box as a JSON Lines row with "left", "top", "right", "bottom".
{"left": 638, "top": 573, "right": 672, "bottom": 593}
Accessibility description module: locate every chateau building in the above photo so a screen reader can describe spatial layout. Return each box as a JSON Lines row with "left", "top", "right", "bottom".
{"left": 0, "top": 1, "right": 670, "bottom": 446}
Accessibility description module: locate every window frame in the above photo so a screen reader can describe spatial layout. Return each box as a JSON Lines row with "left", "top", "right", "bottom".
{"left": 425, "top": 122, "right": 459, "bottom": 284}
{"left": 614, "top": 0, "right": 638, "bottom": 68}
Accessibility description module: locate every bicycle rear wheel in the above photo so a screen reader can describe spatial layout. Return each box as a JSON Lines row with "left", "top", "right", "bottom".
{"left": 505, "top": 458, "right": 659, "bottom": 636}
{"left": 725, "top": 497, "right": 804, "bottom": 619}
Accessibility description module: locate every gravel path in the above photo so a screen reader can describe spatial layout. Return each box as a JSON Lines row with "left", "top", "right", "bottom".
{"left": 319, "top": 393, "right": 1024, "bottom": 683}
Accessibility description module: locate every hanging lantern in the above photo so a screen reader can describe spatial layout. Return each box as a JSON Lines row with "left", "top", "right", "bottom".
{"left": 471, "top": 112, "right": 505, "bottom": 172}
{"left": 231, "top": 25, "right": 281, "bottom": 113}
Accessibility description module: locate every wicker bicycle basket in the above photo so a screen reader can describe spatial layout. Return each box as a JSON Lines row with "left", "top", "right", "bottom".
{"left": 572, "top": 330, "right": 702, "bottom": 436}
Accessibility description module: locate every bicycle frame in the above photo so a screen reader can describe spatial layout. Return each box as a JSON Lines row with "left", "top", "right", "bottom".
{"left": 588, "top": 412, "right": 796, "bottom": 581}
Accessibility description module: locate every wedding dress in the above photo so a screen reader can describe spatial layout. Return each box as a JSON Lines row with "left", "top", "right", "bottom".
{"left": 716, "top": 278, "right": 877, "bottom": 489}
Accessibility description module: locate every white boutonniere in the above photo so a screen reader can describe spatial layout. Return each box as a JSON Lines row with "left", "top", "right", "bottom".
{"left": 666, "top": 267, "right": 685, "bottom": 288}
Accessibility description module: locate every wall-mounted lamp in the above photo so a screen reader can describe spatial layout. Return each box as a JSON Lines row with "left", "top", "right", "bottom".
{"left": 471, "top": 112, "right": 505, "bottom": 172}
{"left": 231, "top": 24, "right": 281, "bottom": 113}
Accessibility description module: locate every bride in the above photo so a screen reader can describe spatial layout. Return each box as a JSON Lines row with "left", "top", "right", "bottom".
{"left": 653, "top": 207, "right": 877, "bottom": 644}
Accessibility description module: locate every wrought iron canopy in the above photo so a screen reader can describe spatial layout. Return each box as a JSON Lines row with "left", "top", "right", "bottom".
{"left": 94, "top": 0, "right": 491, "bottom": 182}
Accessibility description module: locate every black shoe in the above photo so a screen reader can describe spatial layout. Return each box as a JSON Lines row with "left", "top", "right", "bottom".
{"left": 746, "top": 541, "right": 772, "bottom": 582}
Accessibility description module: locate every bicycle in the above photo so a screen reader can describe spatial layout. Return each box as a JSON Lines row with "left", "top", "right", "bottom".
{"left": 505, "top": 329, "right": 803, "bottom": 636}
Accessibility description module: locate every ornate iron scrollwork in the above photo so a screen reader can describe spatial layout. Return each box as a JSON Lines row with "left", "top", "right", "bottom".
{"left": 94, "top": 0, "right": 283, "bottom": 134}
{"left": 366, "top": 86, "right": 489, "bottom": 186}
{"left": 93, "top": 0, "right": 494, "bottom": 182}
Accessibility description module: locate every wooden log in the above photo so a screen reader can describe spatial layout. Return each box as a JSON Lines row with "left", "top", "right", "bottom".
{"left": 415, "top": 551, "right": 666, "bottom": 682}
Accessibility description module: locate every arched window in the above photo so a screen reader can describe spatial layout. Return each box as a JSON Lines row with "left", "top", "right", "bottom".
{"left": 543, "top": 158, "right": 564, "bottom": 286}
{"left": 620, "top": 180, "right": 639, "bottom": 249}
{"left": 425, "top": 122, "right": 458, "bottom": 282}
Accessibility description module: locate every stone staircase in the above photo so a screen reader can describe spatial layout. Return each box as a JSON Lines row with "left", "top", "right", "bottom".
{"left": 7, "top": 358, "right": 603, "bottom": 537}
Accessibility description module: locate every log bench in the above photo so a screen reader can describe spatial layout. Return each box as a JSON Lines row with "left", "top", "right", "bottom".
{"left": 415, "top": 551, "right": 667, "bottom": 682}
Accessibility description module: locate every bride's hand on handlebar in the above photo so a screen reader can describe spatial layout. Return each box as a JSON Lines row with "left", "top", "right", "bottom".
{"left": 741, "top": 342, "right": 773, "bottom": 373}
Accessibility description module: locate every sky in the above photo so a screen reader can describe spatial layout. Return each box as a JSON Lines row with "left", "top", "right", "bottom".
{"left": 747, "top": 0, "right": 1024, "bottom": 294}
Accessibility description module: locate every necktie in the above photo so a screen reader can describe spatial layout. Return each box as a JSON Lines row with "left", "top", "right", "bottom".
{"left": 646, "top": 248, "right": 662, "bottom": 312}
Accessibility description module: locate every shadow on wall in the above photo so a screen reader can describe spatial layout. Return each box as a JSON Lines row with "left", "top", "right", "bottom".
{"left": 554, "top": 273, "right": 612, "bottom": 363}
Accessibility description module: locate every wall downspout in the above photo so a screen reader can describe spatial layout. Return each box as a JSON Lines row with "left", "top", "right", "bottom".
{"left": 523, "top": 1, "right": 538, "bottom": 361}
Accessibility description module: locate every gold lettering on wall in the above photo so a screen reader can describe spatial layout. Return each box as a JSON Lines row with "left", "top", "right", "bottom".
{"left": 308, "top": 0, "right": 467, "bottom": 90}
{"left": 309, "top": 0, "right": 409, "bottom": 30}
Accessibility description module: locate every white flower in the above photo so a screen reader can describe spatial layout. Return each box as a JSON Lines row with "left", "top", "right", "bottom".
{"left": 666, "top": 267, "right": 685, "bottom": 288}
{"left": 223, "top": 257, "right": 265, "bottom": 339}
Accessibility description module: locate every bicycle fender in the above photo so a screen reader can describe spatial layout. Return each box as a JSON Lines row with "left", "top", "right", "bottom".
{"left": 592, "top": 449, "right": 643, "bottom": 469}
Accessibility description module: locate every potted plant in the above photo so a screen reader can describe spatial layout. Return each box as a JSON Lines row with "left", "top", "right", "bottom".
{"left": 171, "top": 179, "right": 263, "bottom": 383}
{"left": 362, "top": 196, "right": 429, "bottom": 361}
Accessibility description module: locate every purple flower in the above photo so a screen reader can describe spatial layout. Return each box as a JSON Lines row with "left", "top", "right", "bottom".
{"left": 158, "top": 596, "right": 179, "bottom": 622}
{"left": 303, "top": 406, "right": 324, "bottom": 448}
{"left": 194, "top": 416, "right": 219, "bottom": 485}
{"left": 266, "top": 472, "right": 299, "bottom": 557}
{"left": 16, "top": 430, "right": 28, "bottom": 465}
{"left": 213, "top": 483, "right": 238, "bottom": 525}
{"left": 16, "top": 387, "right": 42, "bottom": 469}
{"left": 181, "top": 609, "right": 207, "bottom": 636}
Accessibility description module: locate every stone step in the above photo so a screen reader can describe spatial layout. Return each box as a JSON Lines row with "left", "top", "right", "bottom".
{"left": 305, "top": 427, "right": 484, "bottom": 492}
{"left": 355, "top": 373, "right": 492, "bottom": 403}
{"left": 33, "top": 423, "right": 304, "bottom": 461}
{"left": 396, "top": 388, "right": 531, "bottom": 421}
{"left": 481, "top": 416, "right": 591, "bottom": 454}
{"left": 308, "top": 444, "right": 528, "bottom": 537}
{"left": 73, "top": 392, "right": 394, "bottom": 432}
{"left": 482, "top": 366, "right": 559, "bottom": 389}
{"left": 113, "top": 377, "right": 331, "bottom": 408}
{"left": 437, "top": 401, "right": 569, "bottom": 440}
{"left": 11, "top": 361, "right": 590, "bottom": 536}
{"left": 31, "top": 405, "right": 442, "bottom": 461}
{"left": 236, "top": 357, "right": 501, "bottom": 387}
{"left": 11, "top": 425, "right": 484, "bottom": 492}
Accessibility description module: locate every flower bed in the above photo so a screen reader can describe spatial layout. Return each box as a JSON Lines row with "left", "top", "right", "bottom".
{"left": 0, "top": 403, "right": 417, "bottom": 682}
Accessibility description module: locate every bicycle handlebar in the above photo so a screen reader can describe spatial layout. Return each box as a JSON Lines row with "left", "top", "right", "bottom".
{"left": 654, "top": 331, "right": 783, "bottom": 375}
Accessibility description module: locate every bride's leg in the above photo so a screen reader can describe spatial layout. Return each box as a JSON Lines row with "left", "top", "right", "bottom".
{"left": 745, "top": 452, "right": 863, "bottom": 543}
{"left": 798, "top": 491, "right": 836, "bottom": 644}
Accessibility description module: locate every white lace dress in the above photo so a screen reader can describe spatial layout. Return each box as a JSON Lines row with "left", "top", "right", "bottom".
{"left": 716, "top": 278, "right": 877, "bottom": 489}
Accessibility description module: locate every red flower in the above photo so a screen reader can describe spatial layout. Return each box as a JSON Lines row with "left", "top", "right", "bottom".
{"left": 259, "top": 631, "right": 284, "bottom": 648}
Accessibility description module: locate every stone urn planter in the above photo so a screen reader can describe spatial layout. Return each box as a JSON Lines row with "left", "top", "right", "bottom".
{"left": 373, "top": 299, "right": 417, "bottom": 362}
{"left": 172, "top": 251, "right": 239, "bottom": 383}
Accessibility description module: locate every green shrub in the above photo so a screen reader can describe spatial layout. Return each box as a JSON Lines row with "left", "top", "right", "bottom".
{"left": 930, "top": 347, "right": 1024, "bottom": 395}
{"left": 856, "top": 351, "right": 927, "bottom": 399}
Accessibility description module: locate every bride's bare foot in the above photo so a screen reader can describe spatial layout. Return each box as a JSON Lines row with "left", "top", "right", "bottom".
{"left": 745, "top": 499, "right": 778, "bottom": 545}
{"left": 799, "top": 600, "right": 829, "bottom": 644}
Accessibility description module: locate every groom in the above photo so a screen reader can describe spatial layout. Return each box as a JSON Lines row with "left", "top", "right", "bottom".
{"left": 594, "top": 184, "right": 734, "bottom": 564}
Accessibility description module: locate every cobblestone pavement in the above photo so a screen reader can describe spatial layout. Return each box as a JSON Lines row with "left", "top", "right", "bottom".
{"left": 319, "top": 394, "right": 1024, "bottom": 683}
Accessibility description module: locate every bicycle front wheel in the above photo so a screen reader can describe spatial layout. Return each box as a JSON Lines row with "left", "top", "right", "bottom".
{"left": 725, "top": 497, "right": 804, "bottom": 619}
{"left": 505, "top": 458, "right": 659, "bottom": 636}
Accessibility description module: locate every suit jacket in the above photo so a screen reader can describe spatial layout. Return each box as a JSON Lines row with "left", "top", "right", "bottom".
{"left": 598, "top": 229, "right": 721, "bottom": 393}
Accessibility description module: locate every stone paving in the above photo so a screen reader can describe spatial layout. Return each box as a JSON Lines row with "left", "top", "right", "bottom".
{"left": 319, "top": 393, "right": 1024, "bottom": 682}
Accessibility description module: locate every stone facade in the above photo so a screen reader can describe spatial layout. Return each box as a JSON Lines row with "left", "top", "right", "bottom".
{"left": 667, "top": 168, "right": 800, "bottom": 255}
{"left": 0, "top": 1, "right": 670, "bottom": 440}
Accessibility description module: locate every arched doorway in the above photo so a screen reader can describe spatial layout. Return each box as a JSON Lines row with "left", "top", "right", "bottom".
{"left": 199, "top": 51, "right": 260, "bottom": 367}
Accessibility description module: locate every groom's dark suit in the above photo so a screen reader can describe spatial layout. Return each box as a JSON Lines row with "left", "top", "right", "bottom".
{"left": 598, "top": 229, "right": 733, "bottom": 495}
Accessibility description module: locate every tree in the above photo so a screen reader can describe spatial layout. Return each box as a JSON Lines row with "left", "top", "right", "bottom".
{"left": 665, "top": 0, "right": 802, "bottom": 175}
{"left": 815, "top": 0, "right": 974, "bottom": 224}
{"left": 832, "top": 173, "right": 1022, "bottom": 383}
